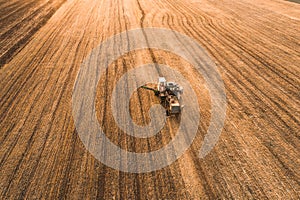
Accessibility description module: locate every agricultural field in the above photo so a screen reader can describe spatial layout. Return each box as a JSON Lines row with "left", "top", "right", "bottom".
{"left": 1, "top": 0, "right": 299, "bottom": 199}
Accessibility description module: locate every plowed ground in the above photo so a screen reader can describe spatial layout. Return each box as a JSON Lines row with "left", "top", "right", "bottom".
{"left": 1, "top": 0, "right": 299, "bottom": 199}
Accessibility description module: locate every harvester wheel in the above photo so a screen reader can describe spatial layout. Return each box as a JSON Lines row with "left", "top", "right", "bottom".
{"left": 166, "top": 110, "right": 170, "bottom": 116}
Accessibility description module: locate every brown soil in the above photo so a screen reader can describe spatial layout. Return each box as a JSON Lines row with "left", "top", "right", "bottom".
{"left": 1, "top": 0, "right": 299, "bottom": 199}
{"left": 0, "top": 0, "right": 66, "bottom": 67}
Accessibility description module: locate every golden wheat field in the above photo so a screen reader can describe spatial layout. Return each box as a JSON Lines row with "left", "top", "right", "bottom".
{"left": 1, "top": 0, "right": 299, "bottom": 199}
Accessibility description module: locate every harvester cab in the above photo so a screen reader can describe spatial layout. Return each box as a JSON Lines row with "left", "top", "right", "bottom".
{"left": 166, "top": 81, "right": 183, "bottom": 100}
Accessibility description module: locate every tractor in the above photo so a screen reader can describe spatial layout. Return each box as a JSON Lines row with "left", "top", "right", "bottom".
{"left": 140, "top": 77, "right": 183, "bottom": 116}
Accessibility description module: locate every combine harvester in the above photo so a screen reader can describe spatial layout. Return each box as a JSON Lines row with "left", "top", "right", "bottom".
{"left": 140, "top": 77, "right": 184, "bottom": 116}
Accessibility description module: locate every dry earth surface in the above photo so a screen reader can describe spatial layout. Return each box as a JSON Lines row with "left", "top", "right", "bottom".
{"left": 1, "top": 0, "right": 300, "bottom": 199}
{"left": 0, "top": 0, "right": 66, "bottom": 67}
